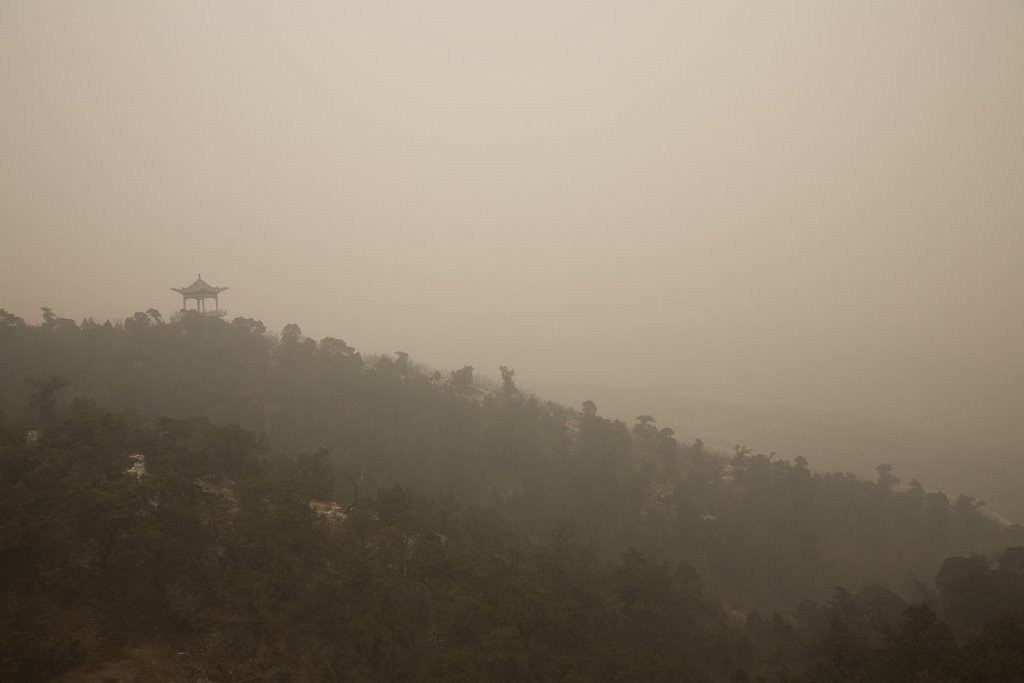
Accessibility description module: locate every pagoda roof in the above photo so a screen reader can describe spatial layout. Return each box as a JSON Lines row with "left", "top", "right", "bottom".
{"left": 172, "top": 275, "right": 228, "bottom": 297}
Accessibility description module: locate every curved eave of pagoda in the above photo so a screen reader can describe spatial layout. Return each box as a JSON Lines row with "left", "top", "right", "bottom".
{"left": 171, "top": 286, "right": 229, "bottom": 297}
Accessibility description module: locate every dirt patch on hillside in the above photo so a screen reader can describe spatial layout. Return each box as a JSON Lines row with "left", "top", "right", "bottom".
{"left": 53, "top": 646, "right": 211, "bottom": 683}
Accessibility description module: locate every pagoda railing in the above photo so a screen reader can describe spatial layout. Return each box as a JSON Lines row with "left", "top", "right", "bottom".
{"left": 176, "top": 308, "right": 227, "bottom": 318}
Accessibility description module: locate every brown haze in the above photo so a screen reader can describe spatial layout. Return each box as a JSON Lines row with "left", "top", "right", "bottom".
{"left": 2, "top": 3, "right": 1022, "bottom": 504}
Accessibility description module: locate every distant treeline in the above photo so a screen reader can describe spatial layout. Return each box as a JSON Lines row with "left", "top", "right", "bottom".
{"left": 1, "top": 308, "right": 1022, "bottom": 681}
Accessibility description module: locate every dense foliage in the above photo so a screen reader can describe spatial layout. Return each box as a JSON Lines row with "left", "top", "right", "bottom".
{"left": 1, "top": 308, "right": 1022, "bottom": 680}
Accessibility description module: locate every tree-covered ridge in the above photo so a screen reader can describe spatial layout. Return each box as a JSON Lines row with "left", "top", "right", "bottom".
{"left": 2, "top": 308, "right": 1018, "bottom": 602}
{"left": 1, "top": 307, "right": 1023, "bottom": 681}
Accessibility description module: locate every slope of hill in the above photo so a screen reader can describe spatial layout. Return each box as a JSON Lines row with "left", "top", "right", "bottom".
{"left": 531, "top": 380, "right": 1024, "bottom": 523}
{"left": 2, "top": 307, "right": 1023, "bottom": 681}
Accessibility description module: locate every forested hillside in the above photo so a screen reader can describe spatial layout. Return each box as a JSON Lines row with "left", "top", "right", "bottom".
{"left": 2, "top": 308, "right": 1023, "bottom": 681}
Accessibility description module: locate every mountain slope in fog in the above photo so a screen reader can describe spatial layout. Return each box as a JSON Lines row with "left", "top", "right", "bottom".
{"left": 533, "top": 380, "right": 1023, "bottom": 524}
{"left": 2, "top": 307, "right": 1023, "bottom": 681}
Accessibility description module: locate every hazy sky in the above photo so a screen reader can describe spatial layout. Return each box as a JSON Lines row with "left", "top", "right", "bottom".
{"left": 2, "top": 2, "right": 1022, "bottom": 451}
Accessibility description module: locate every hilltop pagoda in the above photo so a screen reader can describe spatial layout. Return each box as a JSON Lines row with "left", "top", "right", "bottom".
{"left": 172, "top": 275, "right": 228, "bottom": 315}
